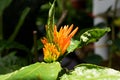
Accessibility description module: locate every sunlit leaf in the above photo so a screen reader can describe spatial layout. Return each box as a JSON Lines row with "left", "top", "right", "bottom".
{"left": 60, "top": 64, "right": 120, "bottom": 80}
{"left": 67, "top": 39, "right": 80, "bottom": 54}
{"left": 79, "top": 27, "right": 111, "bottom": 47}
{"left": 66, "top": 27, "right": 110, "bottom": 54}
{"left": 0, "top": 62, "right": 61, "bottom": 80}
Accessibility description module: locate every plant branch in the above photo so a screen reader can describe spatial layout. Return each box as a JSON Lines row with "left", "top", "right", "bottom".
{"left": 57, "top": 10, "right": 68, "bottom": 27}
{"left": 33, "top": 31, "right": 38, "bottom": 62}
{"left": 57, "top": 0, "right": 68, "bottom": 28}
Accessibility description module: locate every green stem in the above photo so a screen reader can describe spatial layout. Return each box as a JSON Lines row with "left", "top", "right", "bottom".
{"left": 33, "top": 31, "right": 38, "bottom": 62}
{"left": 108, "top": 53, "right": 112, "bottom": 67}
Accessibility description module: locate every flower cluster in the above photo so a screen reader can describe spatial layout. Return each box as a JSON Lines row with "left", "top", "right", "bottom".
{"left": 41, "top": 24, "right": 78, "bottom": 62}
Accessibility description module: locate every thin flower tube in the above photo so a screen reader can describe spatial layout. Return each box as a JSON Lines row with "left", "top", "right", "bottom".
{"left": 41, "top": 24, "right": 78, "bottom": 62}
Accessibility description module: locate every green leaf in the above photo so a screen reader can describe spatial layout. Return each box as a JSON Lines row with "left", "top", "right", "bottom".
{"left": 8, "top": 7, "right": 30, "bottom": 41}
{"left": 0, "top": 62, "right": 62, "bottom": 80}
{"left": 0, "top": 52, "right": 28, "bottom": 74}
{"left": 79, "top": 27, "right": 111, "bottom": 47}
{"left": 60, "top": 64, "right": 120, "bottom": 80}
{"left": 0, "top": 0, "right": 12, "bottom": 15}
{"left": 84, "top": 54, "right": 103, "bottom": 65}
{"left": 67, "top": 39, "right": 80, "bottom": 54}
{"left": 67, "top": 27, "right": 110, "bottom": 55}
{"left": 0, "top": 40, "right": 30, "bottom": 54}
{"left": 0, "top": 0, "right": 12, "bottom": 40}
{"left": 47, "top": 0, "right": 56, "bottom": 29}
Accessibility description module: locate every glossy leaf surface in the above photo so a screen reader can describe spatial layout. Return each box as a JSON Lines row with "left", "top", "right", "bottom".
{"left": 60, "top": 64, "right": 120, "bottom": 80}
{"left": 0, "top": 62, "right": 61, "bottom": 80}
{"left": 79, "top": 27, "right": 110, "bottom": 47}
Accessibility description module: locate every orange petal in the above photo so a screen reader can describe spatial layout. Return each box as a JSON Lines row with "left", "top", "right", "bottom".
{"left": 66, "top": 24, "right": 74, "bottom": 36}
{"left": 41, "top": 37, "right": 48, "bottom": 45}
{"left": 69, "top": 27, "right": 78, "bottom": 38}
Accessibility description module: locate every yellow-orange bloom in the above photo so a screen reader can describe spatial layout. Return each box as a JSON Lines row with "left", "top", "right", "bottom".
{"left": 54, "top": 24, "right": 78, "bottom": 55}
{"left": 43, "top": 43, "right": 60, "bottom": 62}
{"left": 41, "top": 24, "right": 78, "bottom": 62}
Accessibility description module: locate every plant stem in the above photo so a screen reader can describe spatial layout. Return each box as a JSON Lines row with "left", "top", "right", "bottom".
{"left": 33, "top": 31, "right": 38, "bottom": 62}
{"left": 0, "top": 14, "right": 3, "bottom": 40}
{"left": 57, "top": 0, "right": 68, "bottom": 27}
{"left": 108, "top": 53, "right": 112, "bottom": 67}
{"left": 111, "top": 24, "right": 115, "bottom": 40}
{"left": 108, "top": 0, "right": 118, "bottom": 67}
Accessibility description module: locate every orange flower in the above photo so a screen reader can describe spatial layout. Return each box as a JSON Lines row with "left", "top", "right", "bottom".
{"left": 54, "top": 24, "right": 78, "bottom": 55}
{"left": 41, "top": 24, "right": 78, "bottom": 62}
{"left": 43, "top": 43, "right": 60, "bottom": 62}
{"left": 41, "top": 37, "right": 48, "bottom": 45}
